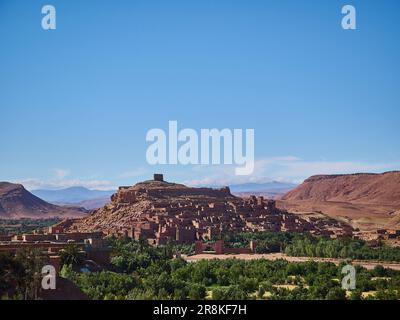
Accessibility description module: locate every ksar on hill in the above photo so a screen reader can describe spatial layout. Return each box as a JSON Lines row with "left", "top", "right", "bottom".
{"left": 71, "top": 174, "right": 353, "bottom": 244}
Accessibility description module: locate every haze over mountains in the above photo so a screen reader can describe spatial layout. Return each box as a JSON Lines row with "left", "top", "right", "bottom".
{"left": 229, "top": 181, "right": 297, "bottom": 199}
{"left": 230, "top": 181, "right": 297, "bottom": 192}
{"left": 0, "top": 182, "right": 87, "bottom": 219}
{"left": 31, "top": 187, "right": 115, "bottom": 210}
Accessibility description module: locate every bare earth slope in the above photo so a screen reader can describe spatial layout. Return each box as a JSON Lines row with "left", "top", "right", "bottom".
{"left": 279, "top": 171, "right": 400, "bottom": 231}
{"left": 0, "top": 182, "right": 87, "bottom": 219}
{"left": 282, "top": 171, "right": 400, "bottom": 205}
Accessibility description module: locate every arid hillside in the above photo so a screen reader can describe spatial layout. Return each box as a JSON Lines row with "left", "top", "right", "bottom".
{"left": 278, "top": 171, "right": 400, "bottom": 231}
{"left": 282, "top": 171, "right": 400, "bottom": 205}
{"left": 0, "top": 182, "right": 87, "bottom": 219}
{"left": 72, "top": 178, "right": 239, "bottom": 232}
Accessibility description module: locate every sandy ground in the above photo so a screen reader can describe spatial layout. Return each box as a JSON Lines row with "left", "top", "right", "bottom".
{"left": 276, "top": 200, "right": 398, "bottom": 231}
{"left": 183, "top": 253, "right": 400, "bottom": 271}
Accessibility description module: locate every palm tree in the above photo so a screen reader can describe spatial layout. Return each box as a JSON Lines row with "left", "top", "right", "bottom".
{"left": 0, "top": 253, "right": 23, "bottom": 297}
{"left": 15, "top": 248, "right": 46, "bottom": 300}
{"left": 60, "top": 243, "right": 84, "bottom": 268}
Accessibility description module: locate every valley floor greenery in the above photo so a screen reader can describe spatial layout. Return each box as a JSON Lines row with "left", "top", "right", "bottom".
{"left": 60, "top": 235, "right": 400, "bottom": 300}
{"left": 223, "top": 231, "right": 400, "bottom": 262}
{"left": 0, "top": 218, "right": 60, "bottom": 235}
{"left": 2, "top": 232, "right": 400, "bottom": 300}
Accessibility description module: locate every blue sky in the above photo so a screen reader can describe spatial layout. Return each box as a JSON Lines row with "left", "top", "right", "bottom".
{"left": 0, "top": 0, "right": 399, "bottom": 190}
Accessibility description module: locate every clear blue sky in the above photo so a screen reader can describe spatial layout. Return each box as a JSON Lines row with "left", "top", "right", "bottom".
{"left": 0, "top": 0, "right": 399, "bottom": 190}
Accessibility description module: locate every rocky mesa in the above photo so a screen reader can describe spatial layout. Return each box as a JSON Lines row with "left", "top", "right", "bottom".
{"left": 281, "top": 171, "right": 400, "bottom": 205}
{"left": 278, "top": 171, "right": 400, "bottom": 231}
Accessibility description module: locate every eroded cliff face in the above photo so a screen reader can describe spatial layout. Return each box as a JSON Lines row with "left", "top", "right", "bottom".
{"left": 282, "top": 171, "right": 400, "bottom": 205}
{"left": 279, "top": 171, "right": 400, "bottom": 231}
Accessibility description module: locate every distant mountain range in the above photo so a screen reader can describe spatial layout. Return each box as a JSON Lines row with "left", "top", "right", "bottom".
{"left": 0, "top": 182, "right": 87, "bottom": 219}
{"left": 58, "top": 196, "right": 113, "bottom": 210}
{"left": 31, "top": 187, "right": 115, "bottom": 204}
{"left": 30, "top": 187, "right": 115, "bottom": 210}
{"left": 229, "top": 181, "right": 297, "bottom": 193}
{"left": 224, "top": 181, "right": 297, "bottom": 199}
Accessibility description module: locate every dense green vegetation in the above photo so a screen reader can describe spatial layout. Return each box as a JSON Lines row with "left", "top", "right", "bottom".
{"left": 59, "top": 237, "right": 400, "bottom": 300}
{"left": 0, "top": 249, "right": 47, "bottom": 300}
{"left": 222, "top": 231, "right": 296, "bottom": 253}
{"left": 222, "top": 232, "right": 400, "bottom": 262}
{"left": 0, "top": 218, "right": 60, "bottom": 235}
{"left": 2, "top": 232, "right": 400, "bottom": 300}
{"left": 59, "top": 243, "right": 85, "bottom": 267}
{"left": 284, "top": 237, "right": 400, "bottom": 262}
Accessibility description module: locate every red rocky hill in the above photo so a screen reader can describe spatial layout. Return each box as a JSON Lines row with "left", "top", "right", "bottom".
{"left": 282, "top": 171, "right": 400, "bottom": 205}
{"left": 279, "top": 171, "right": 400, "bottom": 231}
{"left": 0, "top": 182, "right": 87, "bottom": 219}
{"left": 72, "top": 175, "right": 353, "bottom": 241}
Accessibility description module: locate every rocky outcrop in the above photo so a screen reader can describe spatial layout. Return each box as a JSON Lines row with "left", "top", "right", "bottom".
{"left": 279, "top": 171, "right": 400, "bottom": 231}
{"left": 0, "top": 182, "right": 87, "bottom": 219}
{"left": 282, "top": 171, "right": 400, "bottom": 206}
{"left": 111, "top": 180, "right": 236, "bottom": 204}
